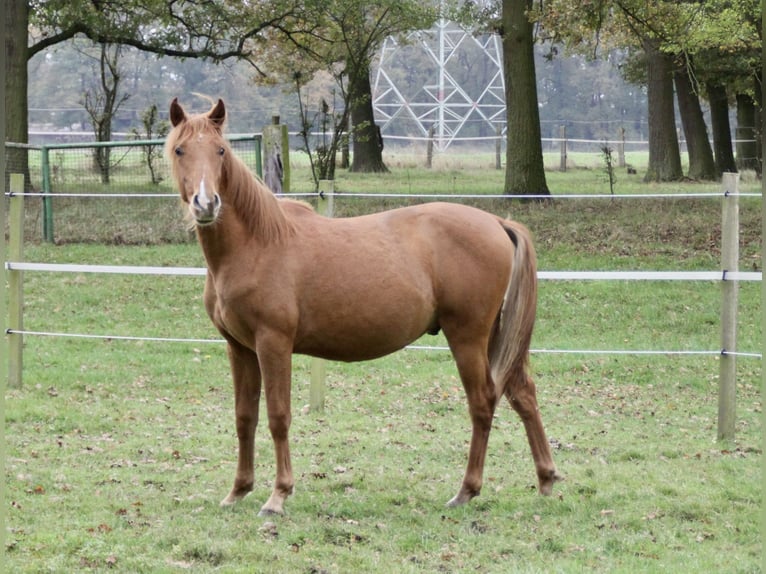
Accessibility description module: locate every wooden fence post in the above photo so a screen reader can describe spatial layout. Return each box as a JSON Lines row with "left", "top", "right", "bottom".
{"left": 617, "top": 127, "right": 626, "bottom": 168}
{"left": 426, "top": 126, "right": 434, "bottom": 169}
{"left": 309, "top": 180, "right": 335, "bottom": 412}
{"left": 559, "top": 125, "right": 567, "bottom": 171}
{"left": 262, "top": 115, "right": 290, "bottom": 194}
{"left": 717, "top": 172, "right": 740, "bottom": 441}
{"left": 495, "top": 125, "right": 502, "bottom": 170}
{"left": 8, "top": 173, "right": 25, "bottom": 388}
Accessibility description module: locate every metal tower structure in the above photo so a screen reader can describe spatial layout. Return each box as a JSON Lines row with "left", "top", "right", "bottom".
{"left": 373, "top": 19, "right": 505, "bottom": 151}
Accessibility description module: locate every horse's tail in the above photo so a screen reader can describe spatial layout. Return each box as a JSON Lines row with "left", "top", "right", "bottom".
{"left": 488, "top": 220, "right": 538, "bottom": 393}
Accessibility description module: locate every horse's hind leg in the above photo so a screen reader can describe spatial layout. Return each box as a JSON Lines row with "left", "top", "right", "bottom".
{"left": 505, "top": 370, "right": 562, "bottom": 495}
{"left": 446, "top": 341, "right": 498, "bottom": 507}
{"left": 221, "top": 342, "right": 262, "bottom": 506}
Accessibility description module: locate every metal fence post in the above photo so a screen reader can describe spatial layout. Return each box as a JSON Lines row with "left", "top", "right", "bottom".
{"left": 8, "top": 174, "right": 25, "bottom": 387}
{"left": 717, "top": 172, "right": 739, "bottom": 441}
{"left": 41, "top": 145, "right": 54, "bottom": 242}
{"left": 254, "top": 134, "right": 263, "bottom": 179}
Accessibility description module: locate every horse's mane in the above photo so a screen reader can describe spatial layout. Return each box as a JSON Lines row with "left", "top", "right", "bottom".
{"left": 221, "top": 144, "right": 296, "bottom": 243}
{"left": 167, "top": 108, "right": 295, "bottom": 244}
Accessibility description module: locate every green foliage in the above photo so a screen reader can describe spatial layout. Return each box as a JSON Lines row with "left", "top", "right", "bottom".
{"left": 27, "top": 0, "right": 299, "bottom": 61}
{"left": 535, "top": 0, "right": 762, "bottom": 87}
{"left": 131, "top": 104, "right": 170, "bottom": 185}
{"left": 599, "top": 144, "right": 616, "bottom": 194}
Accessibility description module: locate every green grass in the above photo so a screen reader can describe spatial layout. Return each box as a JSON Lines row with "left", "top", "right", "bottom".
{"left": 20, "top": 148, "right": 763, "bottom": 246}
{"left": 5, "top": 162, "right": 762, "bottom": 573}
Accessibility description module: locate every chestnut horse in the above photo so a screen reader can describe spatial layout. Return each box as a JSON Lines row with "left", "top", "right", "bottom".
{"left": 166, "top": 98, "right": 561, "bottom": 516}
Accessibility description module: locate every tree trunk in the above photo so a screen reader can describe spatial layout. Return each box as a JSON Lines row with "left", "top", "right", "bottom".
{"left": 5, "top": 0, "right": 30, "bottom": 187}
{"left": 706, "top": 82, "right": 737, "bottom": 175}
{"left": 673, "top": 63, "right": 716, "bottom": 180}
{"left": 753, "top": 71, "right": 762, "bottom": 176}
{"left": 349, "top": 59, "right": 388, "bottom": 173}
{"left": 643, "top": 39, "right": 682, "bottom": 182}
{"left": 502, "top": 0, "right": 549, "bottom": 196}
{"left": 735, "top": 92, "right": 759, "bottom": 172}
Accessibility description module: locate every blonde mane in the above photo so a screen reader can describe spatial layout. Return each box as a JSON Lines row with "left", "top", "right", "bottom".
{"left": 166, "top": 106, "right": 295, "bottom": 244}
{"left": 220, "top": 145, "right": 296, "bottom": 243}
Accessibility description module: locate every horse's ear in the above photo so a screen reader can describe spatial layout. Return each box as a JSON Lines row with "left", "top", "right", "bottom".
{"left": 209, "top": 99, "right": 226, "bottom": 129}
{"left": 169, "top": 98, "right": 186, "bottom": 127}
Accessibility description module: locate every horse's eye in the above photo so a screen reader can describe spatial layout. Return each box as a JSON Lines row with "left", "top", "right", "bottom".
{"left": 218, "top": 147, "right": 225, "bottom": 156}
{"left": 175, "top": 146, "right": 184, "bottom": 156}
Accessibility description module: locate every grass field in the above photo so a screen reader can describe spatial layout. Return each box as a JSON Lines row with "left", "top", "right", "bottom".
{"left": 4, "top": 158, "right": 763, "bottom": 572}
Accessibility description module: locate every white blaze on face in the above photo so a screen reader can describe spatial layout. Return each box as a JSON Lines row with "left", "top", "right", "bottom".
{"left": 198, "top": 173, "right": 210, "bottom": 207}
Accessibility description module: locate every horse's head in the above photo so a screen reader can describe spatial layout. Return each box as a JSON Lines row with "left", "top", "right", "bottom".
{"left": 166, "top": 98, "right": 228, "bottom": 226}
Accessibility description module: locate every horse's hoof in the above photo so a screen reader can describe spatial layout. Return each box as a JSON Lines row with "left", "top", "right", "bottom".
{"left": 258, "top": 506, "right": 284, "bottom": 517}
{"left": 446, "top": 488, "right": 478, "bottom": 508}
{"left": 220, "top": 490, "right": 251, "bottom": 507}
{"left": 539, "top": 470, "right": 564, "bottom": 496}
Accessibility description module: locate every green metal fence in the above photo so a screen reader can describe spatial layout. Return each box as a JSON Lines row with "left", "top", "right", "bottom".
{"left": 4, "top": 135, "right": 262, "bottom": 244}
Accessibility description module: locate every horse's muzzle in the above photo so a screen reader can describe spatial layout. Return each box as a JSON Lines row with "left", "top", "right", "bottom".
{"left": 191, "top": 192, "right": 221, "bottom": 225}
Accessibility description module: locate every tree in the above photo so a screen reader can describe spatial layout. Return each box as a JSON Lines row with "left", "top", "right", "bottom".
{"left": 706, "top": 81, "right": 738, "bottom": 174}
{"left": 612, "top": 2, "right": 684, "bottom": 182}
{"left": 640, "top": 36, "right": 682, "bottom": 182}
{"left": 6, "top": 0, "right": 29, "bottom": 179}
{"left": 262, "top": 0, "right": 438, "bottom": 173}
{"left": 501, "top": 0, "right": 549, "bottom": 196}
{"left": 6, "top": 0, "right": 304, "bottom": 183}
{"left": 294, "top": 71, "right": 350, "bottom": 185}
{"left": 534, "top": 0, "right": 683, "bottom": 182}
{"left": 536, "top": 0, "right": 762, "bottom": 182}
{"left": 674, "top": 0, "right": 762, "bottom": 176}
{"left": 82, "top": 43, "right": 129, "bottom": 183}
{"left": 130, "top": 104, "right": 169, "bottom": 185}
{"left": 673, "top": 56, "right": 716, "bottom": 181}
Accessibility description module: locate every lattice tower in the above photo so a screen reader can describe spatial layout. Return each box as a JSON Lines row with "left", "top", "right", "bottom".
{"left": 373, "top": 19, "right": 505, "bottom": 151}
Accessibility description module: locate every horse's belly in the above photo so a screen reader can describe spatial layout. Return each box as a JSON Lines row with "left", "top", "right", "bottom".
{"left": 295, "top": 331, "right": 420, "bottom": 362}
{"left": 294, "top": 299, "right": 435, "bottom": 362}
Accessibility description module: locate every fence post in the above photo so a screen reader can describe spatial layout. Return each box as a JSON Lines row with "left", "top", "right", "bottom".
{"left": 8, "top": 174, "right": 25, "bottom": 388}
{"left": 262, "top": 115, "right": 290, "bottom": 194}
{"left": 340, "top": 114, "right": 350, "bottom": 169}
{"left": 617, "top": 127, "right": 626, "bottom": 168}
{"left": 495, "top": 125, "right": 502, "bottom": 170}
{"left": 41, "top": 145, "right": 54, "bottom": 242}
{"left": 253, "top": 134, "right": 263, "bottom": 179}
{"left": 559, "top": 125, "right": 567, "bottom": 171}
{"left": 717, "top": 172, "right": 739, "bottom": 441}
{"left": 426, "top": 126, "right": 434, "bottom": 169}
{"left": 309, "top": 180, "right": 334, "bottom": 412}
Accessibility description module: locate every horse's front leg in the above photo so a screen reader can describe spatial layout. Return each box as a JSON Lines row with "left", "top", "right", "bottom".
{"left": 221, "top": 342, "right": 262, "bottom": 506}
{"left": 256, "top": 333, "right": 295, "bottom": 516}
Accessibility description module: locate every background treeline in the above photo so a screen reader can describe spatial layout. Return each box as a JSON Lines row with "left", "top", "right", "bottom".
{"left": 28, "top": 38, "right": 648, "bottom": 143}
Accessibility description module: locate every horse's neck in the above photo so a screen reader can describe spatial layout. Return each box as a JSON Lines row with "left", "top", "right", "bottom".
{"left": 196, "top": 160, "right": 291, "bottom": 271}
{"left": 194, "top": 209, "right": 253, "bottom": 274}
